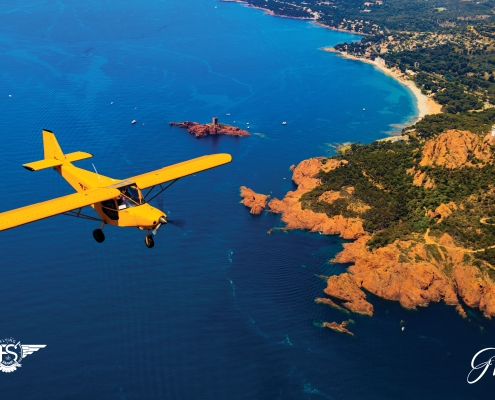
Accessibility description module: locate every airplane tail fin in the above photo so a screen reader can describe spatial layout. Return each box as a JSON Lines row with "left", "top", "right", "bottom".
{"left": 43, "top": 129, "right": 65, "bottom": 161}
{"left": 22, "top": 129, "right": 93, "bottom": 171}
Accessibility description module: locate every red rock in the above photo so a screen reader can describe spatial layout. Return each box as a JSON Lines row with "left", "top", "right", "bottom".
{"left": 253, "top": 151, "right": 495, "bottom": 320}
{"left": 420, "top": 129, "right": 491, "bottom": 169}
{"left": 324, "top": 273, "right": 374, "bottom": 316}
{"left": 239, "top": 186, "right": 269, "bottom": 214}
{"left": 323, "top": 321, "right": 354, "bottom": 336}
{"left": 267, "top": 158, "right": 364, "bottom": 240}
{"left": 170, "top": 121, "right": 249, "bottom": 138}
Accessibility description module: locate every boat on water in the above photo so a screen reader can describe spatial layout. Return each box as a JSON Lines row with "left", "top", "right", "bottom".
{"left": 131, "top": 120, "right": 136, "bottom": 124}
{"left": 282, "top": 121, "right": 287, "bottom": 125}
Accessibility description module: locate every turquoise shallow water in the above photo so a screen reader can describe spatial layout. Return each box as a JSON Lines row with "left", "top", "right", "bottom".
{"left": 0, "top": 0, "right": 493, "bottom": 398}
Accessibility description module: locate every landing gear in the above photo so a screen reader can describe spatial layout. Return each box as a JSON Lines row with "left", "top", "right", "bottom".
{"left": 93, "top": 229, "right": 105, "bottom": 243}
{"left": 145, "top": 234, "right": 154, "bottom": 249}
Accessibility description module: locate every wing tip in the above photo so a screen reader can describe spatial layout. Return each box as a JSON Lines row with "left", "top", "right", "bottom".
{"left": 218, "top": 153, "right": 232, "bottom": 163}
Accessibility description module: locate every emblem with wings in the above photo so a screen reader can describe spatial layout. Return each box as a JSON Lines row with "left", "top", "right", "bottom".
{"left": 0, "top": 338, "right": 46, "bottom": 373}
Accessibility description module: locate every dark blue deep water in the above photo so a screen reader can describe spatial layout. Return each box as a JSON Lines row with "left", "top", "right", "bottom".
{"left": 1, "top": 0, "right": 494, "bottom": 398}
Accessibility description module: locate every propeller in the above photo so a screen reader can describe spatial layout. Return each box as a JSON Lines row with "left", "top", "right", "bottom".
{"left": 152, "top": 216, "right": 167, "bottom": 235}
{"left": 154, "top": 192, "right": 185, "bottom": 228}
{"left": 167, "top": 218, "right": 186, "bottom": 228}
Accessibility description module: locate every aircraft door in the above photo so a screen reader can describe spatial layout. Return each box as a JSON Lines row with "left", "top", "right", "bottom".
{"left": 101, "top": 199, "right": 119, "bottom": 220}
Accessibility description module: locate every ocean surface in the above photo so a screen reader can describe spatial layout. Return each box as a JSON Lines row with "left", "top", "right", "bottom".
{"left": 0, "top": 0, "right": 493, "bottom": 398}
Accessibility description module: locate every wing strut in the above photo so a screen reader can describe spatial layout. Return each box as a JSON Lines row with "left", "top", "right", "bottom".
{"left": 143, "top": 179, "right": 179, "bottom": 204}
{"left": 62, "top": 207, "right": 104, "bottom": 222}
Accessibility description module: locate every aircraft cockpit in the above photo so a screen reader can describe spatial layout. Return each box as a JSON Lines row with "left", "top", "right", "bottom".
{"left": 100, "top": 184, "right": 143, "bottom": 221}
{"left": 117, "top": 185, "right": 143, "bottom": 209}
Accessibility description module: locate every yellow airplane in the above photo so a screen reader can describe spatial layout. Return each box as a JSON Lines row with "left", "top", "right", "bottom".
{"left": 0, "top": 130, "right": 232, "bottom": 248}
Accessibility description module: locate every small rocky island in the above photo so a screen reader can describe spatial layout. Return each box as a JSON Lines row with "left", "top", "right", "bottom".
{"left": 170, "top": 117, "right": 249, "bottom": 138}
{"left": 323, "top": 321, "right": 354, "bottom": 336}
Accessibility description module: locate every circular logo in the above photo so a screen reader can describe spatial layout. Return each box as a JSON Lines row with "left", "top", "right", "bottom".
{"left": 0, "top": 337, "right": 23, "bottom": 373}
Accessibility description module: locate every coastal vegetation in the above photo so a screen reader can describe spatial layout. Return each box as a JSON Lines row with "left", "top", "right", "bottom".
{"left": 244, "top": 0, "right": 495, "bottom": 33}
{"left": 238, "top": 0, "right": 495, "bottom": 316}
{"left": 300, "top": 137, "right": 495, "bottom": 262}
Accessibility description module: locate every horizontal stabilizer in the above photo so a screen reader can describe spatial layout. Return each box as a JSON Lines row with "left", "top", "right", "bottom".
{"left": 23, "top": 159, "right": 63, "bottom": 172}
{"left": 65, "top": 151, "right": 93, "bottom": 163}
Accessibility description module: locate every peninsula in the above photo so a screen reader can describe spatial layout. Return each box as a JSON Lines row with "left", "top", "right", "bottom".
{"left": 170, "top": 119, "right": 249, "bottom": 138}
{"left": 242, "top": 122, "right": 495, "bottom": 320}
{"left": 234, "top": 0, "right": 495, "bottom": 325}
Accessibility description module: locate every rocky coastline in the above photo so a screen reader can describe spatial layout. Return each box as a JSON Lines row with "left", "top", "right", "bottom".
{"left": 240, "top": 129, "right": 495, "bottom": 321}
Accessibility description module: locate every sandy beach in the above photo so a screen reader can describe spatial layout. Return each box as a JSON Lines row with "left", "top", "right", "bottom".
{"left": 321, "top": 47, "right": 442, "bottom": 121}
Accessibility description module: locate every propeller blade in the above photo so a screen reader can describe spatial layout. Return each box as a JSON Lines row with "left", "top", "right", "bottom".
{"left": 156, "top": 193, "right": 164, "bottom": 210}
{"left": 167, "top": 219, "right": 185, "bottom": 228}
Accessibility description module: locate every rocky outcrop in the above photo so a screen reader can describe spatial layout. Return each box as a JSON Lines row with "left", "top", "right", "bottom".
{"left": 427, "top": 202, "right": 458, "bottom": 223}
{"left": 291, "top": 158, "right": 347, "bottom": 190}
{"left": 239, "top": 186, "right": 269, "bottom": 214}
{"left": 267, "top": 158, "right": 364, "bottom": 240}
{"left": 318, "top": 190, "right": 342, "bottom": 204}
{"left": 453, "top": 265, "right": 495, "bottom": 318}
{"left": 409, "top": 168, "right": 436, "bottom": 189}
{"left": 170, "top": 121, "right": 249, "bottom": 138}
{"left": 315, "top": 297, "right": 350, "bottom": 313}
{"left": 420, "top": 130, "right": 491, "bottom": 169}
{"left": 323, "top": 321, "right": 354, "bottom": 336}
{"left": 324, "top": 272, "right": 374, "bottom": 316}
{"left": 327, "top": 236, "right": 464, "bottom": 314}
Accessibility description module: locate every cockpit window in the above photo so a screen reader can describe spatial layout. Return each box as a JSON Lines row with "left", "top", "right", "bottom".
{"left": 117, "top": 185, "right": 142, "bottom": 209}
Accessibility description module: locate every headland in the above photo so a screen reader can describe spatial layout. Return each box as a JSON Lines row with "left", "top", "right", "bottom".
{"left": 233, "top": 0, "right": 495, "bottom": 328}
{"left": 241, "top": 129, "right": 495, "bottom": 320}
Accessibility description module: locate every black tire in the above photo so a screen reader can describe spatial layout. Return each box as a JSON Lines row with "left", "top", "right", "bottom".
{"left": 145, "top": 235, "right": 154, "bottom": 248}
{"left": 93, "top": 229, "right": 105, "bottom": 243}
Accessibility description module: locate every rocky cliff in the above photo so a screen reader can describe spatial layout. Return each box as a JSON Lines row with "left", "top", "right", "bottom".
{"left": 267, "top": 158, "right": 365, "bottom": 240}
{"left": 420, "top": 129, "right": 492, "bottom": 169}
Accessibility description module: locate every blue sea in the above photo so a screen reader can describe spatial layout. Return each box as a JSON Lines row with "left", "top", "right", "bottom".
{"left": 0, "top": 0, "right": 493, "bottom": 398}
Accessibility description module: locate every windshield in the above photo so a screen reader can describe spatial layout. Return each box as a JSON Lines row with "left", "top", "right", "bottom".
{"left": 117, "top": 185, "right": 142, "bottom": 209}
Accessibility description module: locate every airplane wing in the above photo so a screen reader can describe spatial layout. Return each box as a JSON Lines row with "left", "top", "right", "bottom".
{"left": 0, "top": 188, "right": 120, "bottom": 231}
{"left": 129, "top": 154, "right": 232, "bottom": 189}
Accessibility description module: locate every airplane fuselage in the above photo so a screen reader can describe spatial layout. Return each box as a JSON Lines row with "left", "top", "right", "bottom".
{"left": 55, "top": 163, "right": 166, "bottom": 230}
